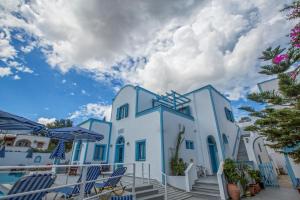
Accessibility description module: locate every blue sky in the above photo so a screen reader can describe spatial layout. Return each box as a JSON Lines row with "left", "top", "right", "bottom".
{"left": 0, "top": 0, "right": 291, "bottom": 125}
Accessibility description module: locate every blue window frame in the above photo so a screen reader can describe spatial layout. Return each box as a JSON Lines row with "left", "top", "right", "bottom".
{"left": 224, "top": 107, "right": 234, "bottom": 122}
{"left": 93, "top": 144, "right": 106, "bottom": 161}
{"left": 135, "top": 140, "right": 146, "bottom": 161}
{"left": 186, "top": 140, "right": 194, "bottom": 150}
{"left": 222, "top": 134, "right": 228, "bottom": 144}
{"left": 116, "top": 103, "right": 129, "bottom": 120}
{"left": 178, "top": 106, "right": 191, "bottom": 115}
{"left": 34, "top": 156, "right": 41, "bottom": 163}
{"left": 73, "top": 141, "right": 81, "bottom": 161}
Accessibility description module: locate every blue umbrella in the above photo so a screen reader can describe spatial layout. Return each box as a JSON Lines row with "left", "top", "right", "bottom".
{"left": 0, "top": 145, "right": 5, "bottom": 158}
{"left": 47, "top": 127, "right": 104, "bottom": 142}
{"left": 50, "top": 140, "right": 65, "bottom": 160}
{"left": 26, "top": 148, "right": 33, "bottom": 158}
{"left": 0, "top": 110, "right": 45, "bottom": 132}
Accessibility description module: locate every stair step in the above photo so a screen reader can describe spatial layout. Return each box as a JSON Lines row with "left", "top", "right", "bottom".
{"left": 138, "top": 193, "right": 164, "bottom": 200}
{"left": 194, "top": 181, "right": 219, "bottom": 187}
{"left": 126, "top": 184, "right": 154, "bottom": 192}
{"left": 167, "top": 192, "right": 192, "bottom": 200}
{"left": 192, "top": 185, "right": 219, "bottom": 192}
{"left": 136, "top": 189, "right": 159, "bottom": 198}
{"left": 189, "top": 190, "right": 221, "bottom": 200}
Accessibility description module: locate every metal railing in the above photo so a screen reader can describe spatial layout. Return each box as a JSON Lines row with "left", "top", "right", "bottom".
{"left": 0, "top": 162, "right": 138, "bottom": 200}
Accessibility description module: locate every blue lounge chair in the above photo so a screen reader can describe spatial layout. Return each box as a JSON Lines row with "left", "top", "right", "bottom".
{"left": 53, "top": 165, "right": 101, "bottom": 199}
{"left": 94, "top": 167, "right": 127, "bottom": 195}
{"left": 6, "top": 173, "right": 56, "bottom": 200}
{"left": 111, "top": 195, "right": 133, "bottom": 200}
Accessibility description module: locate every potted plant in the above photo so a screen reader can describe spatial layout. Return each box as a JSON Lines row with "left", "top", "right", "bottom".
{"left": 255, "top": 170, "right": 264, "bottom": 190}
{"left": 224, "top": 159, "right": 241, "bottom": 200}
{"left": 248, "top": 170, "right": 260, "bottom": 194}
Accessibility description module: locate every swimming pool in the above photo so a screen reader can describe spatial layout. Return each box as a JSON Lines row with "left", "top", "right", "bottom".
{"left": 0, "top": 172, "right": 25, "bottom": 184}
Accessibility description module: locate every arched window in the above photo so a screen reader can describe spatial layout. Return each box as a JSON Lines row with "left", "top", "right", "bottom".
{"left": 34, "top": 156, "right": 42, "bottom": 163}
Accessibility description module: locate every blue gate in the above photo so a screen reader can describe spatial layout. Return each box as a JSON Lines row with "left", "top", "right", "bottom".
{"left": 258, "top": 162, "right": 279, "bottom": 187}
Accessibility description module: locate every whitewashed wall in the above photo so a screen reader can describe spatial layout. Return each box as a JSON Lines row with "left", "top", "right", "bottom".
{"left": 110, "top": 85, "right": 162, "bottom": 181}
{"left": 210, "top": 89, "right": 239, "bottom": 159}
{"left": 186, "top": 88, "right": 221, "bottom": 175}
{"left": 136, "top": 87, "right": 157, "bottom": 112}
{"left": 162, "top": 111, "right": 197, "bottom": 176}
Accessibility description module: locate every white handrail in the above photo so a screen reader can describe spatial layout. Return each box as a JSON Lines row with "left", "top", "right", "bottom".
{"left": 184, "top": 163, "right": 197, "bottom": 192}
{"left": 217, "top": 161, "right": 228, "bottom": 200}
{"left": 161, "top": 172, "right": 168, "bottom": 200}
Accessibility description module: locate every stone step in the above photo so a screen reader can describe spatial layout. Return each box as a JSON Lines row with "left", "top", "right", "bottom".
{"left": 138, "top": 193, "right": 165, "bottom": 200}
{"left": 126, "top": 184, "right": 154, "bottom": 192}
{"left": 189, "top": 190, "right": 221, "bottom": 200}
{"left": 136, "top": 188, "right": 159, "bottom": 198}
{"left": 194, "top": 181, "right": 219, "bottom": 187}
{"left": 167, "top": 192, "right": 192, "bottom": 200}
{"left": 192, "top": 185, "right": 220, "bottom": 192}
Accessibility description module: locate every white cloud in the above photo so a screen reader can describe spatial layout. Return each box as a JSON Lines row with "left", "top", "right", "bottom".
{"left": 37, "top": 117, "right": 56, "bottom": 125}
{"left": 0, "top": 67, "right": 12, "bottom": 77}
{"left": 0, "top": 0, "right": 294, "bottom": 99}
{"left": 81, "top": 89, "right": 86, "bottom": 95}
{"left": 69, "top": 103, "right": 111, "bottom": 121}
{"left": 62, "top": 79, "right": 66, "bottom": 84}
{"left": 13, "top": 74, "right": 20, "bottom": 80}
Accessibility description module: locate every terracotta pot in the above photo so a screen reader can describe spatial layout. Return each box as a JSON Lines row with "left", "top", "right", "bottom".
{"left": 255, "top": 183, "right": 261, "bottom": 193}
{"left": 227, "top": 183, "right": 240, "bottom": 200}
{"left": 248, "top": 185, "right": 256, "bottom": 196}
{"left": 259, "top": 182, "right": 265, "bottom": 190}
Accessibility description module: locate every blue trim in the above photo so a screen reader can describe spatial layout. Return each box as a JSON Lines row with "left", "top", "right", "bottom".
{"left": 135, "top": 139, "right": 146, "bottom": 161}
{"left": 112, "top": 84, "right": 135, "bottom": 102}
{"left": 159, "top": 108, "right": 166, "bottom": 183}
{"left": 106, "top": 122, "right": 112, "bottom": 163}
{"left": 284, "top": 153, "right": 298, "bottom": 188}
{"left": 209, "top": 89, "right": 225, "bottom": 160}
{"left": 184, "top": 85, "right": 231, "bottom": 104}
{"left": 83, "top": 142, "right": 89, "bottom": 163}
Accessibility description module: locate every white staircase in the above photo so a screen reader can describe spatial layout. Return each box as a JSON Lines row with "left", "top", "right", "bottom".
{"left": 189, "top": 176, "right": 221, "bottom": 200}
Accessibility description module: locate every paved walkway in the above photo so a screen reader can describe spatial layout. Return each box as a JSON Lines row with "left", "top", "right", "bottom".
{"left": 249, "top": 187, "right": 300, "bottom": 200}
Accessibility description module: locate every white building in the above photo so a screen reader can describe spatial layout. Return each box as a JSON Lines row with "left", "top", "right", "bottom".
{"left": 237, "top": 119, "right": 272, "bottom": 169}
{"left": 72, "top": 84, "right": 240, "bottom": 182}
{"left": 258, "top": 77, "right": 300, "bottom": 186}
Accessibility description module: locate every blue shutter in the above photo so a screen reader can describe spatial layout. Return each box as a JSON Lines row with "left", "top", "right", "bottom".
{"left": 125, "top": 104, "right": 129, "bottom": 117}
{"left": 116, "top": 108, "right": 119, "bottom": 120}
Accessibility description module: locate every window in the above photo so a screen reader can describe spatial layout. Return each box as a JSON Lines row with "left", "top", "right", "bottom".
{"left": 116, "top": 103, "right": 129, "bottom": 120}
{"left": 258, "top": 143, "right": 262, "bottom": 152}
{"left": 178, "top": 106, "right": 191, "bottom": 115}
{"left": 73, "top": 141, "right": 82, "bottom": 161}
{"left": 36, "top": 142, "right": 44, "bottom": 149}
{"left": 135, "top": 140, "right": 146, "bottom": 161}
{"left": 34, "top": 156, "right": 41, "bottom": 163}
{"left": 222, "top": 134, "right": 228, "bottom": 144}
{"left": 186, "top": 140, "right": 194, "bottom": 150}
{"left": 224, "top": 107, "right": 234, "bottom": 122}
{"left": 93, "top": 144, "right": 106, "bottom": 161}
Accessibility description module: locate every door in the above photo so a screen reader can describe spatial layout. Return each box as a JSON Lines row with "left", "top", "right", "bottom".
{"left": 208, "top": 136, "right": 219, "bottom": 174}
{"left": 258, "top": 162, "right": 279, "bottom": 187}
{"left": 114, "top": 136, "right": 125, "bottom": 167}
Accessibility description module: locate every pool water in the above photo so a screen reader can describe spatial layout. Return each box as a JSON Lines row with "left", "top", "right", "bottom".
{"left": 0, "top": 172, "right": 25, "bottom": 184}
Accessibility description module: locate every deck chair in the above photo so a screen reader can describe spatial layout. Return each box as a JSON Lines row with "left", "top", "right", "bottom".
{"left": 6, "top": 173, "right": 56, "bottom": 200}
{"left": 94, "top": 166, "right": 127, "bottom": 196}
{"left": 53, "top": 165, "right": 101, "bottom": 199}
{"left": 111, "top": 194, "right": 133, "bottom": 200}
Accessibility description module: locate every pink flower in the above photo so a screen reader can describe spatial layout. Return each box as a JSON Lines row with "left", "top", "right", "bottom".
{"left": 273, "top": 54, "right": 288, "bottom": 64}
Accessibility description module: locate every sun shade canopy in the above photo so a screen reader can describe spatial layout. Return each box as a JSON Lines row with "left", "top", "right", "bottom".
{"left": 47, "top": 127, "right": 104, "bottom": 142}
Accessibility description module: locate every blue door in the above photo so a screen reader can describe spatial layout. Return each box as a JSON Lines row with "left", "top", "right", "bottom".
{"left": 115, "top": 136, "right": 125, "bottom": 167}
{"left": 208, "top": 136, "right": 219, "bottom": 174}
